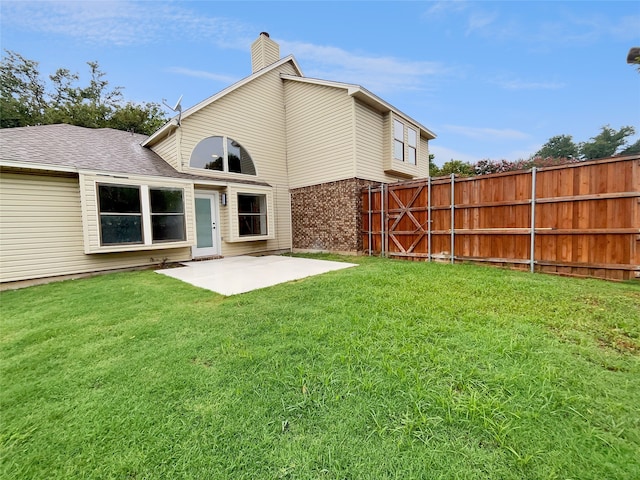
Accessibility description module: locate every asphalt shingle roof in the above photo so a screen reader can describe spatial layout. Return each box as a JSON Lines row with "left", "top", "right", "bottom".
{"left": 0, "top": 124, "right": 268, "bottom": 186}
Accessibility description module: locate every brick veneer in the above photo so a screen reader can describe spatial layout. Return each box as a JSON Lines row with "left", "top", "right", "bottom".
{"left": 291, "top": 178, "right": 378, "bottom": 253}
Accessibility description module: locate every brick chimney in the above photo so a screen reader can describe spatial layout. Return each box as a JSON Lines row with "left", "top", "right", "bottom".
{"left": 251, "top": 32, "right": 280, "bottom": 73}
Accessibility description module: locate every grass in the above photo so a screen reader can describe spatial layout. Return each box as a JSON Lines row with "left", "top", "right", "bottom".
{"left": 1, "top": 255, "right": 639, "bottom": 479}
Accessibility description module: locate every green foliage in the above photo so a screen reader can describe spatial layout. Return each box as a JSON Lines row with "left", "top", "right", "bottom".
{"left": 428, "top": 153, "right": 440, "bottom": 177}
{"left": 1, "top": 256, "right": 638, "bottom": 479}
{"left": 0, "top": 51, "right": 46, "bottom": 128}
{"left": 620, "top": 138, "right": 640, "bottom": 155}
{"left": 579, "top": 125, "right": 636, "bottom": 160}
{"left": 0, "top": 50, "right": 166, "bottom": 135}
{"left": 438, "top": 159, "right": 474, "bottom": 177}
{"left": 534, "top": 134, "right": 579, "bottom": 160}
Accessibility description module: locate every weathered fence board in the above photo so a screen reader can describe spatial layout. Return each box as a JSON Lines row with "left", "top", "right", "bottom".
{"left": 362, "top": 155, "right": 640, "bottom": 281}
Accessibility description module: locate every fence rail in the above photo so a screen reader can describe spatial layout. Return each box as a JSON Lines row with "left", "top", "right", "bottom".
{"left": 362, "top": 155, "right": 640, "bottom": 281}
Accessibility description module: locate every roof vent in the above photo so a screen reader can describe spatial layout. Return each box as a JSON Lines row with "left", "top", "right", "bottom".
{"left": 251, "top": 32, "right": 280, "bottom": 73}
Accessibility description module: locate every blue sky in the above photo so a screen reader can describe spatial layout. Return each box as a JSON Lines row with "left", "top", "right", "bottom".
{"left": 1, "top": 0, "right": 639, "bottom": 165}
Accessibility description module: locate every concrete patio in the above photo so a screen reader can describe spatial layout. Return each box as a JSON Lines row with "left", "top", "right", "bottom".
{"left": 155, "top": 255, "right": 357, "bottom": 295}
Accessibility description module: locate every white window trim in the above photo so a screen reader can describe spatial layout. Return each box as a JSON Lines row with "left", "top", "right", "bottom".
{"left": 225, "top": 185, "right": 275, "bottom": 243}
{"left": 384, "top": 115, "right": 421, "bottom": 178}
{"left": 81, "top": 175, "right": 193, "bottom": 254}
{"left": 187, "top": 135, "right": 259, "bottom": 177}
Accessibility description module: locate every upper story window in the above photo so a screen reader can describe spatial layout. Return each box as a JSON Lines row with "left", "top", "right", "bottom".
{"left": 392, "top": 118, "right": 419, "bottom": 166}
{"left": 190, "top": 136, "right": 256, "bottom": 175}
{"left": 393, "top": 120, "right": 404, "bottom": 161}
{"left": 407, "top": 127, "right": 417, "bottom": 165}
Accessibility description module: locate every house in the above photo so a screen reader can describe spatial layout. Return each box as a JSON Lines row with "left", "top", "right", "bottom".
{"left": 0, "top": 33, "right": 435, "bottom": 286}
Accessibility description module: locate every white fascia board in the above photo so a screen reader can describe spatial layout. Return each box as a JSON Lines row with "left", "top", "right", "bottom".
{"left": 78, "top": 169, "right": 197, "bottom": 185}
{"left": 0, "top": 159, "right": 78, "bottom": 174}
{"left": 143, "top": 55, "right": 304, "bottom": 148}
{"left": 280, "top": 75, "right": 437, "bottom": 140}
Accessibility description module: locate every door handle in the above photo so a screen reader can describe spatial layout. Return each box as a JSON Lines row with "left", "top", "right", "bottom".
{"left": 212, "top": 222, "right": 216, "bottom": 230}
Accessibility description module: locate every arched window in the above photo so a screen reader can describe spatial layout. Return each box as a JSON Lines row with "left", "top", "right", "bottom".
{"left": 190, "top": 136, "right": 256, "bottom": 175}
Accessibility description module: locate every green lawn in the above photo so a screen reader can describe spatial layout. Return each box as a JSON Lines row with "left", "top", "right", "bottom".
{"left": 1, "top": 255, "right": 639, "bottom": 479}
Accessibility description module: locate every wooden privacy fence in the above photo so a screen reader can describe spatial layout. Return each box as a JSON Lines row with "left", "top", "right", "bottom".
{"left": 362, "top": 155, "right": 640, "bottom": 281}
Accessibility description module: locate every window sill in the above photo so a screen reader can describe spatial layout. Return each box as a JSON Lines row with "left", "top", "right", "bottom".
{"left": 225, "top": 234, "right": 274, "bottom": 243}
{"left": 85, "top": 240, "right": 192, "bottom": 254}
{"left": 384, "top": 159, "right": 418, "bottom": 178}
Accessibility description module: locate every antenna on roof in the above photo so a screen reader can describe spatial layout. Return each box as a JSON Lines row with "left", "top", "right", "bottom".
{"left": 162, "top": 94, "right": 183, "bottom": 126}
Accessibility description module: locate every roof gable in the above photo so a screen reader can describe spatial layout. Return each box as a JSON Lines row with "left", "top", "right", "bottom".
{"left": 143, "top": 55, "right": 303, "bottom": 147}
{"left": 280, "top": 74, "right": 436, "bottom": 140}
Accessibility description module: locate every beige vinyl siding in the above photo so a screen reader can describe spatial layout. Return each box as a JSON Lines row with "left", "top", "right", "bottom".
{"left": 178, "top": 63, "right": 296, "bottom": 255}
{"left": 0, "top": 172, "right": 190, "bottom": 283}
{"left": 354, "top": 101, "right": 430, "bottom": 183}
{"left": 284, "top": 81, "right": 356, "bottom": 189}
{"left": 251, "top": 35, "right": 280, "bottom": 73}
{"left": 208, "top": 184, "right": 291, "bottom": 257}
{"left": 149, "top": 130, "right": 179, "bottom": 170}
{"left": 418, "top": 136, "right": 430, "bottom": 177}
{"left": 179, "top": 64, "right": 296, "bottom": 185}
{"left": 79, "top": 173, "right": 195, "bottom": 254}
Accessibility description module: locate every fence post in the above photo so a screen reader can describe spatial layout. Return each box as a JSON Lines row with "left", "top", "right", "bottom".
{"left": 530, "top": 167, "right": 537, "bottom": 273}
{"left": 380, "top": 183, "right": 385, "bottom": 257}
{"left": 450, "top": 173, "right": 455, "bottom": 264}
{"left": 368, "top": 185, "right": 372, "bottom": 256}
{"left": 428, "top": 176, "right": 432, "bottom": 263}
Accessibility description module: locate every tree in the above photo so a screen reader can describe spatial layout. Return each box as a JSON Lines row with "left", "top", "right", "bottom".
{"left": 0, "top": 50, "right": 166, "bottom": 135}
{"left": 0, "top": 51, "right": 46, "bottom": 127}
{"left": 620, "top": 139, "right": 640, "bottom": 156}
{"left": 579, "top": 125, "right": 636, "bottom": 160}
{"left": 533, "top": 134, "right": 579, "bottom": 160}
{"left": 428, "top": 154, "right": 441, "bottom": 177}
{"left": 109, "top": 102, "right": 167, "bottom": 135}
{"left": 439, "top": 160, "right": 474, "bottom": 177}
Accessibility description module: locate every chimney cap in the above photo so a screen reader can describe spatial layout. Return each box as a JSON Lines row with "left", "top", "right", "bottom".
{"left": 259, "top": 32, "right": 270, "bottom": 38}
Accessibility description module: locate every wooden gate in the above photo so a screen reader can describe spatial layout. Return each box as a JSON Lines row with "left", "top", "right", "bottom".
{"left": 362, "top": 155, "right": 640, "bottom": 281}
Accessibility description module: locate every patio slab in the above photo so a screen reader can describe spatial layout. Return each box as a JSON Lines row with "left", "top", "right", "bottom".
{"left": 155, "top": 255, "right": 357, "bottom": 295}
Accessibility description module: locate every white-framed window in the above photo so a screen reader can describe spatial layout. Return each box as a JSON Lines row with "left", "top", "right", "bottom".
{"left": 98, "top": 185, "right": 143, "bottom": 245}
{"left": 190, "top": 136, "right": 256, "bottom": 175}
{"left": 97, "top": 183, "right": 185, "bottom": 246}
{"left": 225, "top": 185, "right": 275, "bottom": 243}
{"left": 393, "top": 119, "right": 404, "bottom": 161}
{"left": 407, "top": 127, "right": 417, "bottom": 165}
{"left": 237, "top": 194, "right": 267, "bottom": 237}
{"left": 149, "top": 188, "right": 186, "bottom": 243}
{"left": 392, "top": 118, "right": 419, "bottom": 166}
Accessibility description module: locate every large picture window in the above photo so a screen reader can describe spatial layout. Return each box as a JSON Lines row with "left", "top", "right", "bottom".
{"left": 98, "top": 185, "right": 143, "bottom": 245}
{"left": 97, "top": 183, "right": 186, "bottom": 247}
{"left": 238, "top": 194, "right": 267, "bottom": 237}
{"left": 150, "top": 188, "right": 186, "bottom": 242}
{"left": 190, "top": 136, "right": 256, "bottom": 175}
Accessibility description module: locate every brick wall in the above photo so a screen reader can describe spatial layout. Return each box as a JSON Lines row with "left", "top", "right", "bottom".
{"left": 291, "top": 178, "right": 378, "bottom": 253}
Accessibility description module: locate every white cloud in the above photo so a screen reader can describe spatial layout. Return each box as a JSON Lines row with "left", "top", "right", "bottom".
{"left": 279, "top": 40, "right": 447, "bottom": 94}
{"left": 423, "top": 0, "right": 469, "bottom": 17}
{"left": 442, "top": 125, "right": 530, "bottom": 141}
{"left": 166, "top": 67, "right": 237, "bottom": 84}
{"left": 0, "top": 0, "right": 252, "bottom": 48}
{"left": 466, "top": 11, "right": 498, "bottom": 36}
{"left": 493, "top": 78, "right": 565, "bottom": 91}
{"left": 429, "top": 145, "right": 479, "bottom": 165}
